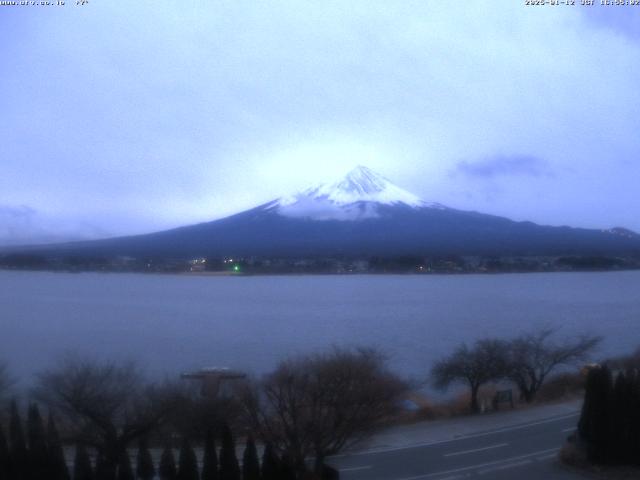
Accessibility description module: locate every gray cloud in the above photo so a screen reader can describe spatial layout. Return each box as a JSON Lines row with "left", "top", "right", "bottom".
{"left": 0, "top": 205, "right": 37, "bottom": 219}
{"left": 454, "top": 155, "right": 551, "bottom": 179}
{"left": 0, "top": 205, "right": 37, "bottom": 243}
{"left": 0, "top": 204, "right": 109, "bottom": 247}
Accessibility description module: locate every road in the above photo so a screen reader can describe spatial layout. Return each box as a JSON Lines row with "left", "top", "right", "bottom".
{"left": 329, "top": 403, "right": 585, "bottom": 480}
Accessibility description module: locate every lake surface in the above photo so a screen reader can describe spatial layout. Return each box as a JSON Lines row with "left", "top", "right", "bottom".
{"left": 1, "top": 270, "right": 639, "bottom": 389}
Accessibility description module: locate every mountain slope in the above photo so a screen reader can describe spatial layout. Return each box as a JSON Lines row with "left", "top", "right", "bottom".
{"left": 5, "top": 166, "right": 640, "bottom": 259}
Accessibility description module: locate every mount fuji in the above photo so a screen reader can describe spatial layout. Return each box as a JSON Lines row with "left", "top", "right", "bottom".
{"left": 272, "top": 166, "right": 442, "bottom": 221}
{"left": 7, "top": 166, "right": 640, "bottom": 259}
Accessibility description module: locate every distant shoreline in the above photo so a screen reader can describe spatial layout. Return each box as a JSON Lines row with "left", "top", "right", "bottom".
{"left": 1, "top": 265, "right": 639, "bottom": 277}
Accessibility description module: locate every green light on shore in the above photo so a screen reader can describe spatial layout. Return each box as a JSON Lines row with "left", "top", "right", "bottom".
{"left": 233, "top": 265, "right": 240, "bottom": 272}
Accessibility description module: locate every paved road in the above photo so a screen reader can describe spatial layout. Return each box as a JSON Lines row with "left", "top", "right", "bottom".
{"left": 329, "top": 404, "right": 585, "bottom": 480}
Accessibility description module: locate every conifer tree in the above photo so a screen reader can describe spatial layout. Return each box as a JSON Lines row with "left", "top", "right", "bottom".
{"left": 578, "top": 365, "right": 612, "bottom": 464}
{"left": 618, "top": 369, "right": 640, "bottom": 466}
{"left": 9, "top": 399, "right": 28, "bottom": 480}
{"left": 629, "top": 370, "right": 640, "bottom": 466}
{"left": 260, "top": 444, "right": 279, "bottom": 480}
{"left": 136, "top": 437, "right": 155, "bottom": 480}
{"left": 578, "top": 369, "right": 596, "bottom": 440}
{"left": 630, "top": 370, "right": 640, "bottom": 466}
{"left": 0, "top": 424, "right": 10, "bottom": 480}
{"left": 47, "top": 412, "right": 71, "bottom": 480}
{"left": 27, "top": 403, "right": 49, "bottom": 480}
{"left": 159, "top": 445, "right": 178, "bottom": 480}
{"left": 201, "top": 429, "right": 219, "bottom": 480}
{"left": 73, "top": 444, "right": 95, "bottom": 480}
{"left": 219, "top": 425, "right": 240, "bottom": 480}
{"left": 178, "top": 437, "right": 199, "bottom": 480}
{"left": 595, "top": 366, "right": 613, "bottom": 465}
{"left": 610, "top": 372, "right": 629, "bottom": 464}
{"left": 242, "top": 436, "right": 260, "bottom": 480}
{"left": 579, "top": 365, "right": 640, "bottom": 467}
{"left": 279, "top": 452, "right": 296, "bottom": 480}
{"left": 116, "top": 452, "right": 135, "bottom": 480}
{"left": 95, "top": 452, "right": 111, "bottom": 480}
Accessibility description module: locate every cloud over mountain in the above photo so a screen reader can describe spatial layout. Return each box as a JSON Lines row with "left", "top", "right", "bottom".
{"left": 0, "top": 204, "right": 108, "bottom": 246}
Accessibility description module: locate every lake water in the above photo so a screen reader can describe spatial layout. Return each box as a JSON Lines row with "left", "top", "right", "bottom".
{"left": 1, "top": 270, "right": 639, "bottom": 388}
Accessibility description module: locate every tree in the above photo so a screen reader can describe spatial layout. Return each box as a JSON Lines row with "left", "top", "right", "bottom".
{"left": 201, "top": 429, "right": 219, "bottom": 480}
{"left": 9, "top": 399, "right": 28, "bottom": 480}
{"left": 630, "top": 370, "right": 640, "bottom": 466}
{"left": 279, "top": 453, "right": 296, "bottom": 480}
{"left": 178, "top": 437, "right": 199, "bottom": 480}
{"left": 95, "top": 452, "right": 112, "bottom": 480}
{"left": 159, "top": 446, "right": 177, "bottom": 480}
{"left": 136, "top": 437, "right": 155, "bottom": 480}
{"left": 242, "top": 435, "right": 260, "bottom": 480}
{"left": 609, "top": 372, "right": 631, "bottom": 464}
{"left": 432, "top": 339, "right": 509, "bottom": 413}
{"left": 74, "top": 443, "right": 95, "bottom": 480}
{"left": 629, "top": 369, "right": 640, "bottom": 466}
{"left": 35, "top": 357, "right": 179, "bottom": 480}
{"left": 0, "top": 424, "right": 9, "bottom": 480}
{"left": 260, "top": 443, "right": 279, "bottom": 480}
{"left": 219, "top": 425, "right": 240, "bottom": 480}
{"left": 578, "top": 365, "right": 612, "bottom": 464}
{"left": 507, "top": 329, "right": 601, "bottom": 403}
{"left": 27, "top": 403, "right": 49, "bottom": 480}
{"left": 243, "top": 347, "right": 406, "bottom": 475}
{"left": 117, "top": 452, "right": 135, "bottom": 480}
{"left": 48, "top": 412, "right": 71, "bottom": 480}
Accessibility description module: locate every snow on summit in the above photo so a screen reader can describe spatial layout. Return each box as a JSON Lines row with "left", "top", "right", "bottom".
{"left": 275, "top": 166, "right": 442, "bottom": 221}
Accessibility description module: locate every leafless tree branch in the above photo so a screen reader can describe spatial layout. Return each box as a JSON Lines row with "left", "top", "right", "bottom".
{"left": 241, "top": 347, "right": 407, "bottom": 475}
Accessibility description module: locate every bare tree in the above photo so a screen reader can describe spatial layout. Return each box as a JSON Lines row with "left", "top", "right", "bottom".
{"left": 34, "top": 356, "right": 180, "bottom": 480}
{"left": 242, "top": 347, "right": 407, "bottom": 476}
{"left": 507, "top": 328, "right": 601, "bottom": 403}
{"left": 431, "top": 339, "right": 509, "bottom": 413}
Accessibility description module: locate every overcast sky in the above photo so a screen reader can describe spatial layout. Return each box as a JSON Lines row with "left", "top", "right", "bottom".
{"left": 1, "top": 1, "right": 639, "bottom": 245}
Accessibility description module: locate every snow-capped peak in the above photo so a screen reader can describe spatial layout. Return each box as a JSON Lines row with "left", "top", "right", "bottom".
{"left": 275, "top": 165, "right": 442, "bottom": 221}
{"left": 282, "top": 165, "right": 424, "bottom": 207}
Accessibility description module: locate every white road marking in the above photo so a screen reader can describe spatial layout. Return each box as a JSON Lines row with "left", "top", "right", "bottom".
{"left": 393, "top": 447, "right": 559, "bottom": 480}
{"left": 339, "top": 465, "right": 372, "bottom": 472}
{"left": 477, "top": 459, "right": 532, "bottom": 475}
{"left": 561, "top": 427, "right": 576, "bottom": 433}
{"left": 443, "top": 443, "right": 508, "bottom": 457}
{"left": 334, "top": 412, "right": 579, "bottom": 458}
